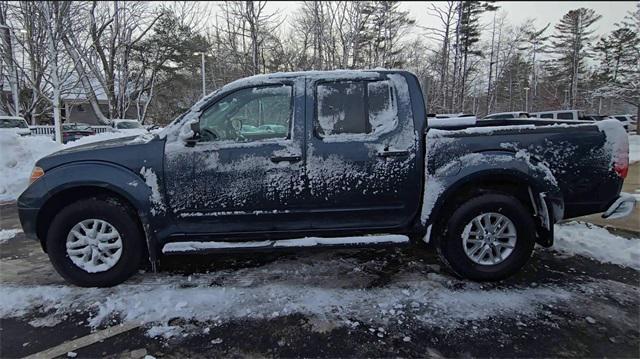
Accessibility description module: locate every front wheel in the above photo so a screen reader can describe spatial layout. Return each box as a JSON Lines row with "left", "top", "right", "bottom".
{"left": 46, "top": 197, "right": 143, "bottom": 287}
{"left": 436, "top": 193, "right": 536, "bottom": 281}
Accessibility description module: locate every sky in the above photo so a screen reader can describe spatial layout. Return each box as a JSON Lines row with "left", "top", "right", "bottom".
{"left": 226, "top": 1, "right": 636, "bottom": 41}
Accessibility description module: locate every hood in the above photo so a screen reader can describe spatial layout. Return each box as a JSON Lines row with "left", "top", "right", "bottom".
{"left": 37, "top": 134, "right": 164, "bottom": 172}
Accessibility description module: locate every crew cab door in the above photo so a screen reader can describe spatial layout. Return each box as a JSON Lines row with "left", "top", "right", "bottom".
{"left": 164, "top": 79, "right": 308, "bottom": 235}
{"left": 305, "top": 73, "right": 421, "bottom": 230}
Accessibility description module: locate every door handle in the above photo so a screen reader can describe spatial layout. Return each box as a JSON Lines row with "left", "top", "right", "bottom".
{"left": 377, "top": 150, "right": 410, "bottom": 158}
{"left": 270, "top": 155, "right": 302, "bottom": 163}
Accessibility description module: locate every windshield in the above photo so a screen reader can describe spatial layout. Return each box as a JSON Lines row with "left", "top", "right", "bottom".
{"left": 117, "top": 121, "right": 142, "bottom": 129}
{"left": 0, "top": 118, "right": 28, "bottom": 128}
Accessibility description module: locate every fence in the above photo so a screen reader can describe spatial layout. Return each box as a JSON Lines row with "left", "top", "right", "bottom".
{"left": 30, "top": 125, "right": 112, "bottom": 136}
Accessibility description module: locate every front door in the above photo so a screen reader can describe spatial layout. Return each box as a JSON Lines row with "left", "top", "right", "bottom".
{"left": 305, "top": 74, "right": 421, "bottom": 230}
{"left": 164, "top": 79, "right": 308, "bottom": 236}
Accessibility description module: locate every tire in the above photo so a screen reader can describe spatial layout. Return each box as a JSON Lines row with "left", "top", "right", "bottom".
{"left": 46, "top": 197, "right": 143, "bottom": 287}
{"left": 435, "top": 192, "right": 535, "bottom": 281}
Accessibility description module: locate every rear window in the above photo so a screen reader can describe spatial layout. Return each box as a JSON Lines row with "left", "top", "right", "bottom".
{"left": 0, "top": 118, "right": 28, "bottom": 128}
{"left": 557, "top": 112, "right": 573, "bottom": 120}
{"left": 316, "top": 80, "right": 397, "bottom": 137}
{"left": 614, "top": 116, "right": 628, "bottom": 122}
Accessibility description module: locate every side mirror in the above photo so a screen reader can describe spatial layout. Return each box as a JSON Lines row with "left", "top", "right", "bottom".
{"left": 185, "top": 121, "right": 200, "bottom": 147}
{"left": 190, "top": 121, "right": 200, "bottom": 135}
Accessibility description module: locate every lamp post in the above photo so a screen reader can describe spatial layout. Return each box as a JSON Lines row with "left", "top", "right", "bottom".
{"left": 563, "top": 89, "right": 569, "bottom": 110}
{"left": 193, "top": 52, "right": 212, "bottom": 98}
{"left": 524, "top": 87, "right": 530, "bottom": 112}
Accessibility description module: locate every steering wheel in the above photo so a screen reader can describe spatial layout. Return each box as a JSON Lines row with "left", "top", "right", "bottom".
{"left": 225, "top": 117, "right": 247, "bottom": 141}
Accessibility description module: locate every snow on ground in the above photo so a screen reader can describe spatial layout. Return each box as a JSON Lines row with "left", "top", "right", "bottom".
{"left": 629, "top": 134, "right": 639, "bottom": 164}
{"left": 0, "top": 221, "right": 637, "bottom": 339}
{"left": 0, "top": 253, "right": 575, "bottom": 339}
{"left": 553, "top": 222, "right": 640, "bottom": 269}
{"left": 0, "top": 229, "right": 22, "bottom": 243}
{"left": 0, "top": 131, "right": 148, "bottom": 202}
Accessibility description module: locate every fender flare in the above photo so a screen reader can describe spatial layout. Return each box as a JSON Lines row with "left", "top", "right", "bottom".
{"left": 36, "top": 161, "right": 166, "bottom": 267}
{"left": 422, "top": 151, "right": 564, "bottom": 247}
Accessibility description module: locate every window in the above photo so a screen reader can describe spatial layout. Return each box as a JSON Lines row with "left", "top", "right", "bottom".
{"left": 540, "top": 113, "right": 553, "bottom": 119}
{"left": 556, "top": 112, "right": 573, "bottom": 120}
{"left": 316, "top": 80, "right": 397, "bottom": 137}
{"left": 199, "top": 85, "right": 292, "bottom": 142}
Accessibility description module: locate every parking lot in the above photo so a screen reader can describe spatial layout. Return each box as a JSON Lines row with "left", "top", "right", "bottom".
{"left": 1, "top": 198, "right": 639, "bottom": 358}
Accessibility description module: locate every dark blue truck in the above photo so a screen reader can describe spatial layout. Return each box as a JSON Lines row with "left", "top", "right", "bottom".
{"left": 17, "top": 70, "right": 635, "bottom": 287}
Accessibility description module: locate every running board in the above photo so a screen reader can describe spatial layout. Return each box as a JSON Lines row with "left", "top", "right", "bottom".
{"left": 162, "top": 234, "right": 409, "bottom": 254}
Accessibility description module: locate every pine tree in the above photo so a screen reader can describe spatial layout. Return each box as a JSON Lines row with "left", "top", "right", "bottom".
{"left": 550, "top": 8, "right": 602, "bottom": 109}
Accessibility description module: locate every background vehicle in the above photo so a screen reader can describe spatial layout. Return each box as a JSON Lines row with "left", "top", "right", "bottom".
{"left": 530, "top": 110, "right": 587, "bottom": 121}
{"left": 111, "top": 119, "right": 147, "bottom": 133}
{"left": 0, "top": 116, "right": 31, "bottom": 136}
{"left": 55, "top": 123, "right": 95, "bottom": 144}
{"left": 611, "top": 114, "right": 637, "bottom": 133}
{"left": 428, "top": 113, "right": 475, "bottom": 119}
{"left": 17, "top": 70, "right": 634, "bottom": 287}
{"left": 482, "top": 112, "right": 530, "bottom": 120}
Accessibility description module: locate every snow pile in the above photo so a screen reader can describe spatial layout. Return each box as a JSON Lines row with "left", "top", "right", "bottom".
{"left": 554, "top": 222, "right": 640, "bottom": 269}
{"left": 0, "top": 131, "right": 147, "bottom": 202}
{"left": 629, "top": 134, "right": 639, "bottom": 164}
{"left": 0, "top": 132, "right": 62, "bottom": 201}
{"left": 0, "top": 229, "right": 22, "bottom": 243}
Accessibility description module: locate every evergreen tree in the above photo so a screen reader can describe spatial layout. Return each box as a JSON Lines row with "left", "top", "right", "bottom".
{"left": 550, "top": 8, "right": 601, "bottom": 109}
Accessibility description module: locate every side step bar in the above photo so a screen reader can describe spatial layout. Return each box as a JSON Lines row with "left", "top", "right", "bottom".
{"left": 162, "top": 234, "right": 409, "bottom": 254}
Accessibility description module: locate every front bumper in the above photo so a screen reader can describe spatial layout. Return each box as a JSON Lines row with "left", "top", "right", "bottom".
{"left": 602, "top": 193, "right": 636, "bottom": 219}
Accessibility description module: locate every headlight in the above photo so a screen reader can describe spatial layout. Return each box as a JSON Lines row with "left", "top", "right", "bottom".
{"left": 30, "top": 166, "right": 44, "bottom": 184}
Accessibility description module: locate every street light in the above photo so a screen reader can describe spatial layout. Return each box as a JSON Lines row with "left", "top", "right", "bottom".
{"left": 523, "top": 87, "right": 530, "bottom": 112}
{"left": 193, "top": 51, "right": 212, "bottom": 98}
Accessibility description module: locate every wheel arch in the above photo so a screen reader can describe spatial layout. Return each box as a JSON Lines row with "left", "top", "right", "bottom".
{"left": 428, "top": 168, "right": 562, "bottom": 247}
{"left": 36, "top": 186, "right": 148, "bottom": 256}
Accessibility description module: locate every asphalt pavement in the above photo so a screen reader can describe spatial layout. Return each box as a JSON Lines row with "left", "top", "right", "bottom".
{"left": 1, "top": 203, "right": 639, "bottom": 358}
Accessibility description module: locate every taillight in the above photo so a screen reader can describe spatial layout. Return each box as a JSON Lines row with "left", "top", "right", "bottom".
{"left": 614, "top": 136, "right": 629, "bottom": 179}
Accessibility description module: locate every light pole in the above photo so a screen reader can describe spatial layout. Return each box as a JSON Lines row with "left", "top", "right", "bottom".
{"left": 193, "top": 52, "right": 211, "bottom": 98}
{"left": 524, "top": 87, "right": 530, "bottom": 112}
{"left": 563, "top": 89, "right": 569, "bottom": 110}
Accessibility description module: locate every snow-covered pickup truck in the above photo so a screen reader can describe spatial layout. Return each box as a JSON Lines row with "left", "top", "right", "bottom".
{"left": 17, "top": 70, "right": 635, "bottom": 287}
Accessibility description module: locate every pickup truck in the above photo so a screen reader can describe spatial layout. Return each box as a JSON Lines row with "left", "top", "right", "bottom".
{"left": 17, "top": 70, "right": 635, "bottom": 287}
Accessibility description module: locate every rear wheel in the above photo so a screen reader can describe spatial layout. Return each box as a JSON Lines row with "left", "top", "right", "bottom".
{"left": 435, "top": 192, "right": 535, "bottom": 281}
{"left": 46, "top": 197, "right": 142, "bottom": 287}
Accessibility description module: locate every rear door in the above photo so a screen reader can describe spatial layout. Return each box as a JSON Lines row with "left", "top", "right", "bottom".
{"left": 305, "top": 73, "right": 421, "bottom": 230}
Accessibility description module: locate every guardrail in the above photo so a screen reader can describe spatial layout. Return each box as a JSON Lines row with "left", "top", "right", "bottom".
{"left": 29, "top": 125, "right": 112, "bottom": 135}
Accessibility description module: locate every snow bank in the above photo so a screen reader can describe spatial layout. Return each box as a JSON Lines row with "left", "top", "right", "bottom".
{"left": 0, "top": 229, "right": 22, "bottom": 243}
{"left": 0, "top": 131, "right": 148, "bottom": 202}
{"left": 554, "top": 222, "right": 640, "bottom": 269}
{"left": 629, "top": 134, "right": 639, "bottom": 164}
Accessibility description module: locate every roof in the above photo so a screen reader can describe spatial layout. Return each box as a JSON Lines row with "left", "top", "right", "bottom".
{"left": 191, "top": 69, "right": 407, "bottom": 112}
{"left": 486, "top": 112, "right": 528, "bottom": 116}
{"left": 0, "top": 116, "right": 26, "bottom": 120}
